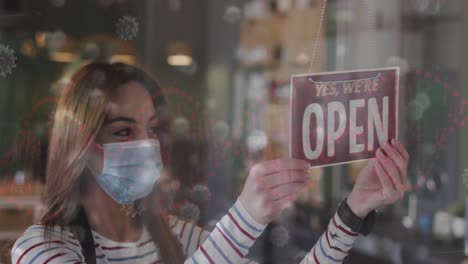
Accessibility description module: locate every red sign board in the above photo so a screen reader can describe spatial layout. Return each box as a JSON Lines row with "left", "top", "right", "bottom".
{"left": 290, "top": 68, "right": 399, "bottom": 167}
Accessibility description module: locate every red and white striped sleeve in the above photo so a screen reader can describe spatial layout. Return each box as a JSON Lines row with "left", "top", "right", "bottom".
{"left": 11, "top": 225, "right": 85, "bottom": 264}
{"left": 299, "top": 213, "right": 359, "bottom": 264}
{"left": 183, "top": 199, "right": 266, "bottom": 264}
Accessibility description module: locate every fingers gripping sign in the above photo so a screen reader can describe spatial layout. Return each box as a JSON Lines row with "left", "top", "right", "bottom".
{"left": 239, "top": 158, "right": 311, "bottom": 225}
{"left": 347, "top": 139, "right": 411, "bottom": 219}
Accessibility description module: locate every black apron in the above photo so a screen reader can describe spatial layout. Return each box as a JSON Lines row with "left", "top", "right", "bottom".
{"left": 70, "top": 207, "right": 97, "bottom": 264}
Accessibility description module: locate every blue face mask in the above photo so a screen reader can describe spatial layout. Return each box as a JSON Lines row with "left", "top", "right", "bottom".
{"left": 89, "top": 139, "right": 163, "bottom": 204}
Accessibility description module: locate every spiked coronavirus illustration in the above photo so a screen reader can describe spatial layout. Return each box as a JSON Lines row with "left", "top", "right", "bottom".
{"left": 0, "top": 44, "right": 17, "bottom": 77}
{"left": 224, "top": 5, "right": 242, "bottom": 24}
{"left": 115, "top": 16, "right": 139, "bottom": 40}
{"left": 49, "top": 0, "right": 66, "bottom": 7}
{"left": 189, "top": 184, "right": 211, "bottom": 205}
{"left": 270, "top": 225, "right": 290, "bottom": 248}
{"left": 178, "top": 202, "right": 200, "bottom": 223}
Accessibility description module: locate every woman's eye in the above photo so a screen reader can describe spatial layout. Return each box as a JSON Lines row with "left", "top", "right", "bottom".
{"left": 113, "top": 128, "right": 131, "bottom": 137}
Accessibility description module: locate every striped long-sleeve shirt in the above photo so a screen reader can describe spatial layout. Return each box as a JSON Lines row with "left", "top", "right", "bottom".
{"left": 11, "top": 199, "right": 358, "bottom": 264}
{"left": 300, "top": 213, "right": 359, "bottom": 264}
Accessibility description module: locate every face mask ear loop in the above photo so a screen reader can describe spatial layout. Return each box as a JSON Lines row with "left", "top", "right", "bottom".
{"left": 86, "top": 163, "right": 99, "bottom": 177}
{"left": 93, "top": 141, "right": 104, "bottom": 152}
{"left": 87, "top": 141, "right": 104, "bottom": 176}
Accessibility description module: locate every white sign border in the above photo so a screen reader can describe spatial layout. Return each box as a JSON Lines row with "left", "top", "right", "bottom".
{"left": 289, "top": 67, "right": 400, "bottom": 168}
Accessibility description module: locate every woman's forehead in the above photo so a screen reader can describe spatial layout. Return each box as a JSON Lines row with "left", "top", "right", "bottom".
{"left": 106, "top": 81, "right": 157, "bottom": 119}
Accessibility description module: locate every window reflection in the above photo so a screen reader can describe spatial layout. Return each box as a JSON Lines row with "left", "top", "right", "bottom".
{"left": 0, "top": 0, "right": 466, "bottom": 263}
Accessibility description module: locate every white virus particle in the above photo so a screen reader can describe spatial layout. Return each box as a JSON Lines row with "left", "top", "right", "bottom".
{"left": 205, "top": 218, "right": 219, "bottom": 231}
{"left": 189, "top": 184, "right": 211, "bottom": 205}
{"left": 291, "top": 248, "right": 308, "bottom": 262}
{"left": 106, "top": 101, "right": 118, "bottom": 113}
{"left": 204, "top": 213, "right": 224, "bottom": 230}
{"left": 0, "top": 44, "right": 17, "bottom": 78}
{"left": 82, "top": 42, "right": 100, "bottom": 60}
{"left": 385, "top": 56, "right": 410, "bottom": 74}
{"left": 33, "top": 123, "right": 46, "bottom": 137}
{"left": 178, "top": 202, "right": 200, "bottom": 223}
{"left": 169, "top": 0, "right": 182, "bottom": 12}
{"left": 97, "top": 0, "right": 114, "bottom": 8}
{"left": 176, "top": 62, "right": 198, "bottom": 76}
{"left": 45, "top": 31, "right": 67, "bottom": 51}
{"left": 421, "top": 143, "right": 435, "bottom": 157}
{"left": 270, "top": 225, "right": 290, "bottom": 248}
{"left": 71, "top": 225, "right": 86, "bottom": 242}
{"left": 224, "top": 5, "right": 242, "bottom": 24}
{"left": 277, "top": 203, "right": 296, "bottom": 224}
{"left": 49, "top": 0, "right": 66, "bottom": 7}
{"left": 425, "top": 0, "right": 442, "bottom": 15}
{"left": 246, "top": 130, "right": 268, "bottom": 153}
{"left": 211, "top": 121, "right": 230, "bottom": 141}
{"left": 411, "top": 0, "right": 441, "bottom": 15}
{"left": 171, "top": 117, "right": 190, "bottom": 136}
{"left": 115, "top": 16, "right": 139, "bottom": 40}
{"left": 415, "top": 91, "right": 431, "bottom": 112}
{"left": 462, "top": 168, "right": 468, "bottom": 188}
{"left": 89, "top": 89, "right": 105, "bottom": 103}
{"left": 425, "top": 178, "right": 436, "bottom": 191}
{"left": 274, "top": 84, "right": 291, "bottom": 99}
{"left": 406, "top": 100, "right": 425, "bottom": 121}
{"left": 411, "top": 0, "right": 431, "bottom": 13}
{"left": 189, "top": 153, "right": 199, "bottom": 166}
{"left": 91, "top": 68, "right": 107, "bottom": 83}
{"left": 407, "top": 91, "right": 431, "bottom": 121}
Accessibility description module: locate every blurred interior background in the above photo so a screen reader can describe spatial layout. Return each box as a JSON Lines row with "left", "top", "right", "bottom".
{"left": 0, "top": 0, "right": 467, "bottom": 263}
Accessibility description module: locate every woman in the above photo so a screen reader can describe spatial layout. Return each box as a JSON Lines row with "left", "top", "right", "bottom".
{"left": 11, "top": 62, "right": 410, "bottom": 264}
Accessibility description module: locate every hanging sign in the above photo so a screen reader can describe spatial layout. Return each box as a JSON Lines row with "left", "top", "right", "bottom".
{"left": 290, "top": 67, "right": 399, "bottom": 167}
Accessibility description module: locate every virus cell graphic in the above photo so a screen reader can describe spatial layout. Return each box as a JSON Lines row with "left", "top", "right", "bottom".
{"left": 171, "top": 117, "right": 190, "bottom": 137}
{"left": 224, "top": 5, "right": 242, "bottom": 24}
{"left": 0, "top": 44, "right": 17, "bottom": 77}
{"left": 270, "top": 225, "right": 290, "bottom": 248}
{"left": 211, "top": 121, "right": 230, "bottom": 141}
{"left": 462, "top": 168, "right": 468, "bottom": 188}
{"left": 246, "top": 129, "right": 268, "bottom": 153}
{"left": 97, "top": 0, "right": 114, "bottom": 8}
{"left": 276, "top": 203, "right": 296, "bottom": 224}
{"left": 406, "top": 92, "right": 431, "bottom": 121}
{"left": 45, "top": 31, "right": 67, "bottom": 51}
{"left": 189, "top": 184, "right": 211, "bottom": 205}
{"left": 406, "top": 100, "right": 424, "bottom": 121}
{"left": 204, "top": 218, "right": 218, "bottom": 231}
{"left": 70, "top": 225, "right": 86, "bottom": 242}
{"left": 178, "top": 202, "right": 200, "bottom": 223}
{"left": 411, "top": 0, "right": 443, "bottom": 15}
{"left": 415, "top": 91, "right": 431, "bottom": 111}
{"left": 385, "top": 56, "right": 410, "bottom": 75}
{"left": 421, "top": 143, "right": 435, "bottom": 157}
{"left": 89, "top": 88, "right": 105, "bottom": 103}
{"left": 115, "top": 16, "right": 139, "bottom": 41}
{"left": 291, "top": 248, "right": 308, "bottom": 262}
{"left": 49, "top": 0, "right": 66, "bottom": 7}
{"left": 82, "top": 42, "right": 100, "bottom": 60}
{"left": 169, "top": 0, "right": 181, "bottom": 12}
{"left": 176, "top": 62, "right": 198, "bottom": 76}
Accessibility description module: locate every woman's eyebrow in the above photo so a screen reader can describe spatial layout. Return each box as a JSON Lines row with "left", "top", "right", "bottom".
{"left": 104, "top": 116, "right": 136, "bottom": 125}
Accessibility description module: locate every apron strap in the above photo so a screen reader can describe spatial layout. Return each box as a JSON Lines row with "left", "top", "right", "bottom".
{"left": 70, "top": 207, "right": 97, "bottom": 264}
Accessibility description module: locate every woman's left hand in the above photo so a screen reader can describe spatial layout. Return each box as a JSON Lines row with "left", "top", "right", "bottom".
{"left": 347, "top": 139, "right": 410, "bottom": 219}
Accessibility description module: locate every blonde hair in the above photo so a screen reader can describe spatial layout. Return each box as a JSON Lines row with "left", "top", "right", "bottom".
{"left": 41, "top": 62, "right": 185, "bottom": 263}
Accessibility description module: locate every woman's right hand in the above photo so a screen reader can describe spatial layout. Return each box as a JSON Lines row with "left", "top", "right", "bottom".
{"left": 239, "top": 158, "right": 311, "bottom": 225}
